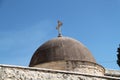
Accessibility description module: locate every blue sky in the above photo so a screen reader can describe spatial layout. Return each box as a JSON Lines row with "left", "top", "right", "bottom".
{"left": 0, "top": 0, "right": 120, "bottom": 70}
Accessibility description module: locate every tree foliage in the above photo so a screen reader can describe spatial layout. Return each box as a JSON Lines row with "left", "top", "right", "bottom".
{"left": 117, "top": 45, "right": 120, "bottom": 67}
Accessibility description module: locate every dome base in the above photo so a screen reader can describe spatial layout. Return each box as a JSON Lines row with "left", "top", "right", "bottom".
{"left": 33, "top": 60, "right": 105, "bottom": 76}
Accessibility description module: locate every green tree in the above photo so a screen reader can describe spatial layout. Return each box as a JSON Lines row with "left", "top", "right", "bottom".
{"left": 117, "top": 45, "right": 120, "bottom": 67}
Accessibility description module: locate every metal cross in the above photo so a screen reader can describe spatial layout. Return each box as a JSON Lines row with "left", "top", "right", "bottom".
{"left": 56, "top": 20, "right": 63, "bottom": 37}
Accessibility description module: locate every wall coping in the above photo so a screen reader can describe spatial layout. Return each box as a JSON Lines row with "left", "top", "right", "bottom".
{"left": 0, "top": 64, "right": 120, "bottom": 80}
{"left": 105, "top": 69, "right": 120, "bottom": 77}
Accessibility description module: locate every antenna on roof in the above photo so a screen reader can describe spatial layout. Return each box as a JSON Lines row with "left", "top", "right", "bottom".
{"left": 56, "top": 20, "right": 63, "bottom": 37}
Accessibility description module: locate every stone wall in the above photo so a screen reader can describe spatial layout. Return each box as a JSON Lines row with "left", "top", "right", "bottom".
{"left": 105, "top": 69, "right": 120, "bottom": 78}
{"left": 0, "top": 64, "right": 120, "bottom": 80}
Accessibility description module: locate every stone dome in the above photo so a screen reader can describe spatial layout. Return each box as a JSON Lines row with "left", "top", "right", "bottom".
{"left": 29, "top": 36, "right": 96, "bottom": 67}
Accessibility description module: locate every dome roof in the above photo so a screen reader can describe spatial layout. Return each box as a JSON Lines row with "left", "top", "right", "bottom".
{"left": 29, "top": 36, "right": 96, "bottom": 67}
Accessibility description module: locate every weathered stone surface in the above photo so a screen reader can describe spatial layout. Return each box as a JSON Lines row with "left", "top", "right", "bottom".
{"left": 105, "top": 69, "right": 120, "bottom": 77}
{"left": 29, "top": 37, "right": 96, "bottom": 67}
{"left": 0, "top": 64, "right": 119, "bottom": 80}
{"left": 34, "top": 61, "right": 105, "bottom": 76}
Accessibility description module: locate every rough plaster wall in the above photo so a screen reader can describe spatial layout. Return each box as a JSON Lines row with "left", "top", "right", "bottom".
{"left": 0, "top": 65, "right": 119, "bottom": 80}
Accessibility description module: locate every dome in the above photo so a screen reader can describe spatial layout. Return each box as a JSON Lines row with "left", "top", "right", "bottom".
{"left": 29, "top": 36, "right": 96, "bottom": 67}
